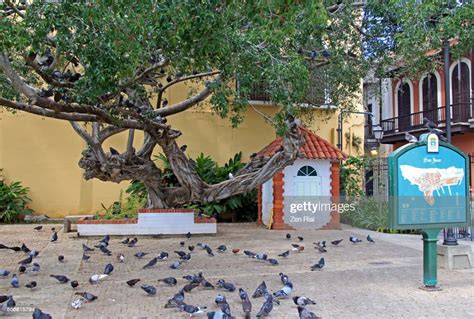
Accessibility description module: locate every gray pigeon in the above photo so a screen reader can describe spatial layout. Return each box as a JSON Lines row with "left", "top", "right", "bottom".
{"left": 99, "top": 245, "right": 112, "bottom": 256}
{"left": 75, "top": 292, "right": 98, "bottom": 302}
{"left": 51, "top": 232, "right": 58, "bottom": 242}
{"left": 273, "top": 282, "right": 293, "bottom": 298}
{"left": 10, "top": 274, "right": 19, "bottom": 288}
{"left": 367, "top": 235, "right": 375, "bottom": 243}
{"left": 239, "top": 288, "right": 252, "bottom": 319}
{"left": 207, "top": 311, "right": 231, "bottom": 319}
{"left": 157, "top": 251, "right": 169, "bottom": 260}
{"left": 279, "top": 273, "right": 290, "bottom": 285}
{"left": 170, "top": 261, "right": 182, "bottom": 269}
{"left": 104, "top": 263, "right": 114, "bottom": 275}
{"left": 252, "top": 281, "right": 268, "bottom": 298}
{"left": 179, "top": 303, "right": 207, "bottom": 315}
{"left": 311, "top": 258, "right": 325, "bottom": 271}
{"left": 141, "top": 284, "right": 157, "bottom": 296}
{"left": 298, "top": 305, "right": 321, "bottom": 319}
{"left": 143, "top": 257, "right": 158, "bottom": 269}
{"left": 82, "top": 244, "right": 94, "bottom": 252}
{"left": 1, "top": 296, "right": 15, "bottom": 313}
{"left": 405, "top": 132, "right": 418, "bottom": 143}
{"left": 134, "top": 252, "right": 148, "bottom": 259}
{"left": 30, "top": 263, "right": 40, "bottom": 275}
{"left": 278, "top": 250, "right": 290, "bottom": 258}
{"left": 216, "top": 279, "right": 236, "bottom": 292}
{"left": 293, "top": 296, "right": 316, "bottom": 306}
{"left": 32, "top": 308, "right": 52, "bottom": 319}
{"left": 0, "top": 270, "right": 10, "bottom": 277}
{"left": 164, "top": 290, "right": 185, "bottom": 308}
{"left": 256, "top": 293, "right": 274, "bottom": 317}
{"left": 158, "top": 277, "right": 178, "bottom": 286}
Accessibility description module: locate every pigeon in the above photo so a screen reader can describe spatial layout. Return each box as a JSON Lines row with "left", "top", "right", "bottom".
{"left": 82, "top": 244, "right": 94, "bottom": 252}
{"left": 239, "top": 288, "right": 252, "bottom": 319}
{"left": 174, "top": 250, "right": 187, "bottom": 258}
{"left": 405, "top": 132, "right": 418, "bottom": 143}
{"left": 188, "top": 245, "right": 195, "bottom": 252}
{"left": 157, "top": 251, "right": 169, "bottom": 260}
{"left": 10, "top": 274, "right": 19, "bottom": 287}
{"left": 104, "top": 263, "right": 114, "bottom": 275}
{"left": 9, "top": 246, "right": 21, "bottom": 252}
{"left": 29, "top": 249, "right": 40, "bottom": 257}
{"left": 0, "top": 270, "right": 10, "bottom": 277}
{"left": 232, "top": 248, "right": 240, "bottom": 254}
{"left": 99, "top": 234, "right": 110, "bottom": 245}
{"left": 165, "top": 290, "right": 185, "bottom": 308}
{"left": 291, "top": 244, "right": 304, "bottom": 252}
{"left": 71, "top": 298, "right": 82, "bottom": 309}
{"left": 50, "top": 274, "right": 69, "bottom": 283}
{"left": 170, "top": 261, "right": 182, "bottom": 269}
{"left": 279, "top": 273, "right": 290, "bottom": 285}
{"left": 25, "top": 281, "right": 37, "bottom": 289}
{"left": 298, "top": 236, "right": 304, "bottom": 241}
{"left": 82, "top": 253, "right": 91, "bottom": 262}
{"left": 216, "top": 279, "right": 236, "bottom": 292}
{"left": 183, "top": 282, "right": 200, "bottom": 292}
{"left": 256, "top": 293, "right": 274, "bottom": 317}
{"left": 1, "top": 296, "right": 15, "bottom": 313}
{"left": 0, "top": 296, "right": 7, "bottom": 304}
{"left": 34, "top": 225, "right": 43, "bottom": 231}
{"left": 21, "top": 243, "right": 31, "bottom": 254}
{"left": 18, "top": 254, "right": 33, "bottom": 265}
{"left": 32, "top": 308, "right": 52, "bottom": 319}
{"left": 252, "top": 281, "right": 268, "bottom": 298}
{"left": 89, "top": 274, "right": 108, "bottom": 284}
{"left": 367, "top": 235, "right": 375, "bottom": 243}
{"left": 75, "top": 292, "right": 98, "bottom": 302}
{"left": 179, "top": 304, "right": 207, "bottom": 315}
{"left": 278, "top": 250, "right": 290, "bottom": 258}
{"left": 293, "top": 296, "right": 316, "bottom": 306}
{"left": 253, "top": 253, "right": 268, "bottom": 261}
{"left": 58, "top": 255, "right": 65, "bottom": 262}
{"left": 134, "top": 252, "right": 148, "bottom": 259}
{"left": 158, "top": 277, "right": 178, "bottom": 286}
{"left": 350, "top": 236, "right": 362, "bottom": 244}
{"left": 143, "top": 258, "right": 158, "bottom": 269}
{"left": 181, "top": 253, "right": 192, "bottom": 261}
{"left": 71, "top": 280, "right": 79, "bottom": 289}
{"left": 311, "top": 258, "right": 325, "bottom": 271}
{"left": 314, "top": 241, "right": 326, "bottom": 248}
{"left": 215, "top": 294, "right": 227, "bottom": 305}
{"left": 207, "top": 311, "right": 232, "bottom": 319}
{"left": 331, "top": 239, "right": 343, "bottom": 246}
{"left": 30, "top": 263, "right": 40, "bottom": 275}
{"left": 183, "top": 273, "right": 202, "bottom": 283}
{"left": 141, "top": 284, "right": 157, "bottom": 296}
{"left": 198, "top": 243, "right": 210, "bottom": 250}
{"left": 268, "top": 258, "right": 279, "bottom": 265}
{"left": 228, "top": 172, "right": 234, "bottom": 179}
{"left": 126, "top": 278, "right": 141, "bottom": 287}
{"left": 423, "top": 117, "right": 437, "bottom": 129}
{"left": 127, "top": 237, "right": 138, "bottom": 247}
{"left": 201, "top": 278, "right": 215, "bottom": 289}
{"left": 179, "top": 241, "right": 185, "bottom": 247}
{"left": 244, "top": 250, "right": 256, "bottom": 257}
{"left": 286, "top": 233, "right": 292, "bottom": 239}
{"left": 298, "top": 306, "right": 321, "bottom": 319}
{"left": 99, "top": 245, "right": 112, "bottom": 256}
{"left": 217, "top": 245, "right": 227, "bottom": 253}
{"left": 19, "top": 265, "right": 26, "bottom": 274}
{"left": 121, "top": 238, "right": 130, "bottom": 245}
{"left": 206, "top": 246, "right": 215, "bottom": 257}
{"left": 273, "top": 282, "right": 293, "bottom": 298}
{"left": 51, "top": 232, "right": 58, "bottom": 242}
{"left": 218, "top": 299, "right": 232, "bottom": 317}
{"left": 186, "top": 232, "right": 191, "bottom": 239}
{"left": 317, "top": 246, "right": 327, "bottom": 253}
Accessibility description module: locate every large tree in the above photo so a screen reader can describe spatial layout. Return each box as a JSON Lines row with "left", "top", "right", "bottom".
{"left": 0, "top": 1, "right": 472, "bottom": 208}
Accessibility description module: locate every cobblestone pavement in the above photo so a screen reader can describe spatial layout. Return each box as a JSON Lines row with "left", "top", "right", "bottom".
{"left": 0, "top": 223, "right": 472, "bottom": 318}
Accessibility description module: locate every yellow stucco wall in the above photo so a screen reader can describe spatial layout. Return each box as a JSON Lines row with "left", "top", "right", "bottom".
{"left": 0, "top": 83, "right": 364, "bottom": 217}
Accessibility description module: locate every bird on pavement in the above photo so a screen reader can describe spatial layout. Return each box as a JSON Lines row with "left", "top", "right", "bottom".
{"left": 278, "top": 250, "right": 290, "bottom": 258}
{"left": 25, "top": 281, "right": 37, "bottom": 289}
{"left": 99, "top": 245, "right": 112, "bottom": 256}
{"left": 0, "top": 270, "right": 9, "bottom": 277}
{"left": 311, "top": 258, "right": 325, "bottom": 271}
{"left": 252, "top": 281, "right": 268, "bottom": 298}
{"left": 179, "top": 304, "right": 207, "bottom": 316}
{"left": 279, "top": 273, "right": 290, "bottom": 285}
{"left": 89, "top": 274, "right": 108, "bottom": 284}
{"left": 157, "top": 251, "right": 169, "bottom": 260}
{"left": 273, "top": 282, "right": 293, "bottom": 299}
{"left": 71, "top": 298, "right": 82, "bottom": 310}
{"left": 217, "top": 245, "right": 227, "bottom": 253}
{"left": 170, "top": 261, "right": 182, "bottom": 269}
{"left": 239, "top": 288, "right": 252, "bottom": 319}
{"left": 82, "top": 244, "right": 94, "bottom": 252}
{"left": 298, "top": 306, "right": 321, "bottom": 319}
{"left": 268, "top": 258, "right": 279, "bottom": 265}
{"left": 331, "top": 239, "right": 343, "bottom": 246}
{"left": 58, "top": 255, "right": 64, "bottom": 262}
{"left": 141, "top": 284, "right": 157, "bottom": 296}
{"left": 291, "top": 244, "right": 304, "bottom": 252}
{"left": 216, "top": 279, "right": 236, "bottom": 292}
{"left": 256, "top": 293, "right": 274, "bottom": 317}
{"left": 143, "top": 258, "right": 158, "bottom": 269}
{"left": 33, "top": 225, "right": 43, "bottom": 231}
{"left": 51, "top": 231, "right": 58, "bottom": 242}
{"left": 350, "top": 236, "right": 362, "bottom": 244}
{"left": 117, "top": 253, "right": 125, "bottom": 263}
{"left": 71, "top": 280, "right": 79, "bottom": 289}
{"left": 21, "top": 243, "right": 31, "bottom": 254}
{"left": 164, "top": 290, "right": 185, "bottom": 308}
{"left": 126, "top": 278, "right": 141, "bottom": 287}
{"left": 104, "top": 263, "right": 114, "bottom": 275}
{"left": 367, "top": 235, "right": 375, "bottom": 243}
{"left": 293, "top": 296, "right": 316, "bottom": 306}
{"left": 75, "top": 292, "right": 98, "bottom": 302}
{"left": 134, "top": 252, "right": 148, "bottom": 259}
{"left": 158, "top": 277, "right": 178, "bottom": 286}
{"left": 18, "top": 255, "right": 33, "bottom": 265}
{"left": 32, "top": 308, "right": 52, "bottom": 319}
{"left": 82, "top": 253, "right": 91, "bottom": 262}
{"left": 286, "top": 233, "right": 291, "bottom": 239}
{"left": 50, "top": 274, "right": 69, "bottom": 283}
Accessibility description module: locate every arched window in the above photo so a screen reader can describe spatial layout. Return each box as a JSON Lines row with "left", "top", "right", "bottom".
{"left": 397, "top": 82, "right": 412, "bottom": 130}
{"left": 421, "top": 73, "right": 438, "bottom": 122}
{"left": 297, "top": 166, "right": 318, "bottom": 177}
{"left": 451, "top": 61, "right": 470, "bottom": 121}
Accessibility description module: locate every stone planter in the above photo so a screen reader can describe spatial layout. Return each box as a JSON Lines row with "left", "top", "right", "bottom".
{"left": 77, "top": 209, "right": 216, "bottom": 236}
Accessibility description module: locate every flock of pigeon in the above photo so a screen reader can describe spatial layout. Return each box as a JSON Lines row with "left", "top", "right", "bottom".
{"left": 0, "top": 225, "right": 376, "bottom": 318}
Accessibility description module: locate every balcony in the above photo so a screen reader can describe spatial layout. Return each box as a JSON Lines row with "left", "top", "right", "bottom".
{"left": 249, "top": 82, "right": 329, "bottom": 107}
{"left": 380, "top": 99, "right": 474, "bottom": 143}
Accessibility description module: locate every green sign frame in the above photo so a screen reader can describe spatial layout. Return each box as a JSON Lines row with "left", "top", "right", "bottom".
{"left": 388, "top": 137, "right": 471, "bottom": 230}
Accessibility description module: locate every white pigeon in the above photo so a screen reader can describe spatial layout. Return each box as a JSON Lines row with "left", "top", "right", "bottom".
{"left": 228, "top": 173, "right": 234, "bottom": 179}
{"left": 117, "top": 253, "right": 125, "bottom": 263}
{"left": 89, "top": 274, "right": 108, "bottom": 284}
{"left": 71, "top": 298, "right": 82, "bottom": 309}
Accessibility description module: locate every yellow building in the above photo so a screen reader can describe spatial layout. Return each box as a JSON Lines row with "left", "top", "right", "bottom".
{"left": 0, "top": 81, "right": 365, "bottom": 218}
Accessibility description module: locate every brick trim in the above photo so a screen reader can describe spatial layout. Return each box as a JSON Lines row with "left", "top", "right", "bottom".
{"left": 139, "top": 208, "right": 195, "bottom": 213}
{"left": 322, "top": 161, "right": 341, "bottom": 230}
{"left": 77, "top": 218, "right": 138, "bottom": 224}
{"left": 272, "top": 171, "right": 293, "bottom": 230}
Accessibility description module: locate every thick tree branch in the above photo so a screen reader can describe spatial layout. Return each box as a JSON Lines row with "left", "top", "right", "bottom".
{"left": 23, "top": 54, "right": 74, "bottom": 88}
{"left": 70, "top": 121, "right": 94, "bottom": 145}
{"left": 98, "top": 126, "right": 128, "bottom": 143}
{"left": 0, "top": 53, "right": 37, "bottom": 102}
{"left": 4, "top": 0, "right": 25, "bottom": 18}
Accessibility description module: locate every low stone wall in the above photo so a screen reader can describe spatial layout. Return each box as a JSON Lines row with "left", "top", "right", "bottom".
{"left": 77, "top": 209, "right": 216, "bottom": 236}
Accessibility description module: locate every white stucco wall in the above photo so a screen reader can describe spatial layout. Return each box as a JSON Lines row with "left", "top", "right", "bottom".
{"left": 261, "top": 178, "right": 273, "bottom": 226}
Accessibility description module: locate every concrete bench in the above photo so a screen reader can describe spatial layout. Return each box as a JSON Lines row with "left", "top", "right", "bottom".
{"left": 64, "top": 215, "right": 94, "bottom": 233}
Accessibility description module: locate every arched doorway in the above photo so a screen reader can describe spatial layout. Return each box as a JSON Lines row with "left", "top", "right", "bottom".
{"left": 397, "top": 82, "right": 412, "bottom": 130}
{"left": 294, "top": 165, "right": 322, "bottom": 197}
{"left": 451, "top": 61, "right": 471, "bottom": 121}
{"left": 421, "top": 73, "right": 438, "bottom": 123}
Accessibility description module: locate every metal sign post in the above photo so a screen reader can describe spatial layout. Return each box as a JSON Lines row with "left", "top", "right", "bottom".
{"left": 388, "top": 133, "right": 470, "bottom": 289}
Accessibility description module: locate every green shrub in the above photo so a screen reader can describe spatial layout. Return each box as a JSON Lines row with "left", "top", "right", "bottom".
{"left": 95, "top": 190, "right": 144, "bottom": 220}
{"left": 340, "top": 197, "right": 388, "bottom": 231}
{"left": 0, "top": 181, "right": 33, "bottom": 223}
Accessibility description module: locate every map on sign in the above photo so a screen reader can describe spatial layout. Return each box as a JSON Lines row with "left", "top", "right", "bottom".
{"left": 399, "top": 165, "right": 465, "bottom": 206}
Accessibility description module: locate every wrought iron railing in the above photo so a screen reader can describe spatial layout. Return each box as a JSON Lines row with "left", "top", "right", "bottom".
{"left": 381, "top": 100, "right": 473, "bottom": 135}
{"left": 249, "top": 82, "right": 326, "bottom": 106}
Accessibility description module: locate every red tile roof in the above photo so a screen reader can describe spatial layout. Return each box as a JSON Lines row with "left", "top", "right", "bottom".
{"left": 257, "top": 126, "right": 346, "bottom": 160}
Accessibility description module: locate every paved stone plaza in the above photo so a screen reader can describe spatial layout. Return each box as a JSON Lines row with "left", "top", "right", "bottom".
{"left": 0, "top": 223, "right": 472, "bottom": 318}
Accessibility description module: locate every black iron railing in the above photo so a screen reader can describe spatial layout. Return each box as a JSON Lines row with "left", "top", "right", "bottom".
{"left": 249, "top": 82, "right": 326, "bottom": 106}
{"left": 381, "top": 100, "right": 473, "bottom": 135}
